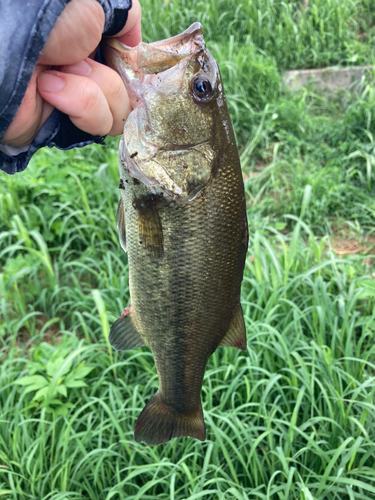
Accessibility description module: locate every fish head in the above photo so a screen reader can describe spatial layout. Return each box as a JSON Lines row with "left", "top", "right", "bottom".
{"left": 104, "top": 23, "right": 233, "bottom": 202}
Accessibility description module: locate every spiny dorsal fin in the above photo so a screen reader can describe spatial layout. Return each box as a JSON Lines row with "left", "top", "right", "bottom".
{"left": 116, "top": 197, "right": 127, "bottom": 252}
{"left": 219, "top": 303, "right": 247, "bottom": 351}
{"left": 109, "top": 309, "right": 145, "bottom": 351}
{"left": 134, "top": 390, "right": 206, "bottom": 446}
{"left": 133, "top": 195, "right": 164, "bottom": 259}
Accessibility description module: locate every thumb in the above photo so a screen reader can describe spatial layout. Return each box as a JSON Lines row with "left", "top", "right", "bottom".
{"left": 107, "top": 0, "right": 142, "bottom": 47}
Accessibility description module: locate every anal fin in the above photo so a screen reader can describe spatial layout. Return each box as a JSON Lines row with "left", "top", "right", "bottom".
{"left": 219, "top": 303, "right": 247, "bottom": 351}
{"left": 109, "top": 309, "right": 145, "bottom": 351}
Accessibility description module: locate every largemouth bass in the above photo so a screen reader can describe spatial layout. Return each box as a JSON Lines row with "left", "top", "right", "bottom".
{"left": 104, "top": 23, "right": 248, "bottom": 446}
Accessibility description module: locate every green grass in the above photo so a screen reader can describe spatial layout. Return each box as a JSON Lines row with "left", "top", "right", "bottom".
{"left": 2, "top": 0, "right": 375, "bottom": 498}
{"left": 143, "top": 0, "right": 375, "bottom": 69}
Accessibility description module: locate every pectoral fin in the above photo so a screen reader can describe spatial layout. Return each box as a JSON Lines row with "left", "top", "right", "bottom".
{"left": 219, "top": 303, "right": 247, "bottom": 351}
{"left": 109, "top": 310, "right": 145, "bottom": 351}
{"left": 116, "top": 197, "right": 127, "bottom": 252}
{"left": 133, "top": 195, "right": 164, "bottom": 258}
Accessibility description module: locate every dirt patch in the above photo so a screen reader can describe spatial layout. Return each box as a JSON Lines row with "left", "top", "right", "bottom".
{"left": 331, "top": 236, "right": 375, "bottom": 256}
{"left": 329, "top": 236, "right": 375, "bottom": 269}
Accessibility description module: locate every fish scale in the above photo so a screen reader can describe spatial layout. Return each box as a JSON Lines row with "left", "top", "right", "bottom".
{"left": 104, "top": 23, "right": 248, "bottom": 445}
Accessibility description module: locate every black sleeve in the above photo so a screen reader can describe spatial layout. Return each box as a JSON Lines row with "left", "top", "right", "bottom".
{"left": 0, "top": 0, "right": 132, "bottom": 175}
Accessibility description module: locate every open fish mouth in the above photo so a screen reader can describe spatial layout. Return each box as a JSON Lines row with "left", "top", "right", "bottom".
{"left": 103, "top": 22, "right": 208, "bottom": 109}
{"left": 104, "top": 23, "right": 205, "bottom": 76}
{"left": 103, "top": 23, "right": 221, "bottom": 202}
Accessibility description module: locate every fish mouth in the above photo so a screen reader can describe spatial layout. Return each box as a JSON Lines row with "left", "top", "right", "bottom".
{"left": 103, "top": 23, "right": 205, "bottom": 76}
{"left": 145, "top": 22, "right": 204, "bottom": 52}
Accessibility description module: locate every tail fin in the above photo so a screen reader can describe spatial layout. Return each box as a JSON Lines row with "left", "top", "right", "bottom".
{"left": 134, "top": 391, "right": 206, "bottom": 445}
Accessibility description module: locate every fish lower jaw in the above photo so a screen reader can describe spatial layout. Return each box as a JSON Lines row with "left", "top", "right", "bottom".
{"left": 120, "top": 156, "right": 205, "bottom": 204}
{"left": 120, "top": 136, "right": 213, "bottom": 203}
{"left": 146, "top": 183, "right": 206, "bottom": 205}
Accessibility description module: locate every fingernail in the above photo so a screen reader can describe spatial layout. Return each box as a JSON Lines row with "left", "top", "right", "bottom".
{"left": 60, "top": 60, "right": 92, "bottom": 77}
{"left": 38, "top": 72, "right": 65, "bottom": 92}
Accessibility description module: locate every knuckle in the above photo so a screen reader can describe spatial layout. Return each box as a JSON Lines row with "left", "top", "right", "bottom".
{"left": 74, "top": 0, "right": 104, "bottom": 54}
{"left": 79, "top": 80, "right": 100, "bottom": 114}
{"left": 41, "top": 0, "right": 104, "bottom": 64}
{"left": 78, "top": 81, "right": 112, "bottom": 135}
{"left": 110, "top": 72, "right": 126, "bottom": 102}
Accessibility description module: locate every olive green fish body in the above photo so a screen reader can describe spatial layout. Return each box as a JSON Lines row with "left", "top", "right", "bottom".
{"left": 105, "top": 23, "right": 248, "bottom": 445}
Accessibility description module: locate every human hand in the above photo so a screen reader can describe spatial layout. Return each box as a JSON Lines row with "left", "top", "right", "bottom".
{"left": 2, "top": 0, "right": 142, "bottom": 148}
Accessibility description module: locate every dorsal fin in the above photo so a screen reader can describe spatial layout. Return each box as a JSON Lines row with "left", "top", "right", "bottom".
{"left": 218, "top": 303, "right": 247, "bottom": 351}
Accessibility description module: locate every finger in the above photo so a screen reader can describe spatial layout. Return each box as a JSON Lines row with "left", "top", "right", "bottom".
{"left": 109, "top": 0, "right": 142, "bottom": 47}
{"left": 2, "top": 65, "right": 52, "bottom": 147}
{"left": 59, "top": 59, "right": 130, "bottom": 136}
{"left": 39, "top": 0, "right": 104, "bottom": 66}
{"left": 37, "top": 69, "right": 121, "bottom": 137}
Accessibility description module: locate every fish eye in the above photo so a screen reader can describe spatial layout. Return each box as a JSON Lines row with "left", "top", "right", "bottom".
{"left": 191, "top": 76, "right": 213, "bottom": 102}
